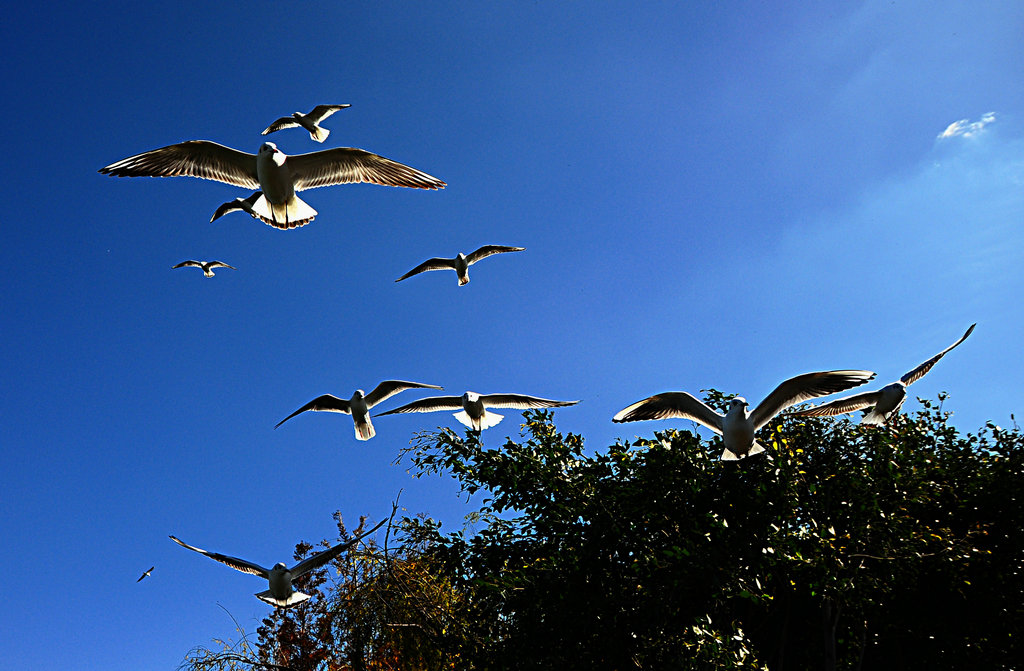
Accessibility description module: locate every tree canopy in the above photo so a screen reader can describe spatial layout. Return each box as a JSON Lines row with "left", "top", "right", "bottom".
{"left": 182, "top": 394, "right": 1023, "bottom": 670}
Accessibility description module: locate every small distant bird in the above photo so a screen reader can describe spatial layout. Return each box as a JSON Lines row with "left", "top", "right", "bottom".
{"left": 377, "top": 391, "right": 578, "bottom": 431}
{"left": 136, "top": 566, "right": 154, "bottom": 582}
{"left": 169, "top": 518, "right": 386, "bottom": 608}
{"left": 210, "top": 191, "right": 262, "bottom": 222}
{"left": 790, "top": 324, "right": 976, "bottom": 426}
{"left": 172, "top": 260, "right": 236, "bottom": 277}
{"left": 396, "top": 245, "right": 525, "bottom": 286}
{"left": 613, "top": 370, "right": 876, "bottom": 460}
{"left": 262, "top": 104, "right": 351, "bottom": 143}
{"left": 100, "top": 140, "right": 445, "bottom": 229}
{"left": 275, "top": 380, "right": 444, "bottom": 441}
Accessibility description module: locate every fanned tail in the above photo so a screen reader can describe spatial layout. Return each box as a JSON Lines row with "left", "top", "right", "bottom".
{"left": 454, "top": 410, "right": 503, "bottom": 430}
{"left": 251, "top": 194, "right": 317, "bottom": 230}
{"left": 311, "top": 126, "right": 330, "bottom": 143}
{"left": 255, "top": 590, "right": 311, "bottom": 608}
{"left": 355, "top": 418, "right": 375, "bottom": 441}
{"left": 721, "top": 441, "right": 767, "bottom": 461}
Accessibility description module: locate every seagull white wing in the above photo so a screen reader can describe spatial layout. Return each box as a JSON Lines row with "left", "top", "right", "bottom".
{"left": 275, "top": 394, "right": 352, "bottom": 429}
{"left": 172, "top": 261, "right": 202, "bottom": 269}
{"left": 207, "top": 262, "right": 236, "bottom": 270}
{"left": 169, "top": 535, "right": 270, "bottom": 578}
{"left": 789, "top": 390, "right": 883, "bottom": 417}
{"left": 750, "top": 370, "right": 876, "bottom": 430}
{"left": 612, "top": 392, "right": 724, "bottom": 433}
{"left": 210, "top": 192, "right": 262, "bottom": 222}
{"left": 395, "top": 257, "right": 457, "bottom": 282}
{"left": 288, "top": 147, "right": 446, "bottom": 191}
{"left": 375, "top": 395, "right": 465, "bottom": 416}
{"left": 99, "top": 140, "right": 260, "bottom": 189}
{"left": 261, "top": 117, "right": 301, "bottom": 135}
{"left": 289, "top": 518, "right": 387, "bottom": 577}
{"left": 465, "top": 245, "right": 526, "bottom": 265}
{"left": 306, "top": 104, "right": 350, "bottom": 123}
{"left": 900, "top": 323, "right": 976, "bottom": 386}
{"left": 478, "top": 393, "right": 578, "bottom": 410}
{"left": 365, "top": 380, "right": 444, "bottom": 408}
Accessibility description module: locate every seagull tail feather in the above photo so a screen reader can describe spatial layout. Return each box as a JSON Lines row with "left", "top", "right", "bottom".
{"left": 255, "top": 590, "right": 311, "bottom": 608}
{"left": 251, "top": 195, "right": 317, "bottom": 230}
{"left": 311, "top": 126, "right": 329, "bottom": 143}
{"left": 861, "top": 408, "right": 888, "bottom": 426}
{"left": 454, "top": 410, "right": 503, "bottom": 431}
{"left": 355, "top": 418, "right": 375, "bottom": 441}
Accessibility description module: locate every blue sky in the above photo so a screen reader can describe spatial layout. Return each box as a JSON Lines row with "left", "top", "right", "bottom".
{"left": 2, "top": 2, "right": 1022, "bottom": 669}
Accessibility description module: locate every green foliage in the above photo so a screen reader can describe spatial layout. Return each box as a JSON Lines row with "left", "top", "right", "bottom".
{"left": 183, "top": 396, "right": 1024, "bottom": 670}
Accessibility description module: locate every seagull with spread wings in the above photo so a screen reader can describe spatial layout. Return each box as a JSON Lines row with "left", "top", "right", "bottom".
{"left": 275, "top": 380, "right": 444, "bottom": 440}
{"left": 172, "top": 260, "right": 236, "bottom": 277}
{"left": 790, "top": 324, "right": 975, "bottom": 426}
{"left": 395, "top": 245, "right": 525, "bottom": 286}
{"left": 377, "top": 391, "right": 578, "bottom": 431}
{"left": 169, "top": 518, "right": 386, "bottom": 608}
{"left": 100, "top": 140, "right": 445, "bottom": 229}
{"left": 136, "top": 566, "right": 154, "bottom": 583}
{"left": 613, "top": 370, "right": 876, "bottom": 460}
{"left": 262, "top": 104, "right": 351, "bottom": 143}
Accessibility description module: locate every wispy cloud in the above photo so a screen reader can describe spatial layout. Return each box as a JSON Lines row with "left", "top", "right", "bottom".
{"left": 938, "top": 112, "right": 997, "bottom": 139}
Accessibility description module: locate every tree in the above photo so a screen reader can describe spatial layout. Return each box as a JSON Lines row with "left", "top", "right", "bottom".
{"left": 183, "top": 395, "right": 1023, "bottom": 670}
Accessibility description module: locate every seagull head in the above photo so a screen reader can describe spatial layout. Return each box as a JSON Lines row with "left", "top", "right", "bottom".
{"left": 463, "top": 391, "right": 479, "bottom": 403}
{"left": 353, "top": 389, "right": 365, "bottom": 399}
{"left": 728, "top": 397, "right": 749, "bottom": 412}
{"left": 272, "top": 562, "right": 288, "bottom": 572}
{"left": 259, "top": 142, "right": 281, "bottom": 156}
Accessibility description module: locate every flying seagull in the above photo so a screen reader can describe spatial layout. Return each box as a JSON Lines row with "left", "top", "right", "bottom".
{"left": 262, "top": 104, "right": 351, "bottom": 143}
{"left": 100, "top": 140, "right": 445, "bottom": 229}
{"left": 396, "top": 245, "right": 526, "bottom": 286}
{"left": 376, "top": 391, "right": 579, "bottom": 431}
{"left": 169, "top": 518, "right": 386, "bottom": 608}
{"left": 172, "top": 260, "right": 236, "bottom": 277}
{"left": 790, "top": 324, "right": 976, "bottom": 426}
{"left": 210, "top": 191, "right": 262, "bottom": 223}
{"left": 275, "top": 380, "right": 444, "bottom": 440}
{"left": 613, "top": 370, "right": 876, "bottom": 460}
{"left": 136, "top": 566, "right": 154, "bottom": 583}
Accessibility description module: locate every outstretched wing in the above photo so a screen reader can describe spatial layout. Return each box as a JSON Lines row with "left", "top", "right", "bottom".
{"left": 612, "top": 392, "right": 724, "bottom": 433}
{"left": 172, "top": 261, "right": 202, "bottom": 269}
{"left": 750, "top": 370, "right": 875, "bottom": 431}
{"left": 169, "top": 535, "right": 270, "bottom": 578}
{"left": 275, "top": 394, "right": 352, "bottom": 429}
{"left": 207, "top": 262, "right": 236, "bottom": 270}
{"left": 901, "top": 323, "right": 976, "bottom": 386}
{"left": 261, "top": 117, "right": 301, "bottom": 135}
{"left": 100, "top": 140, "right": 259, "bottom": 189}
{"left": 395, "top": 257, "right": 456, "bottom": 282}
{"left": 290, "top": 518, "right": 387, "bottom": 577}
{"left": 375, "top": 395, "right": 464, "bottom": 416}
{"left": 466, "top": 245, "right": 525, "bottom": 265}
{"left": 788, "top": 390, "right": 882, "bottom": 417}
{"left": 365, "top": 380, "right": 444, "bottom": 408}
{"left": 288, "top": 147, "right": 446, "bottom": 191}
{"left": 479, "top": 393, "right": 578, "bottom": 410}
{"left": 307, "top": 104, "right": 350, "bottom": 123}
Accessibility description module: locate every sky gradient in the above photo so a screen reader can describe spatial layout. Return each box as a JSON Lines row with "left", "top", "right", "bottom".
{"left": 2, "top": 2, "right": 1022, "bottom": 669}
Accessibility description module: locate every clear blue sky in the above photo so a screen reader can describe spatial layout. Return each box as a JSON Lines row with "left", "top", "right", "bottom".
{"left": 2, "top": 2, "right": 1022, "bottom": 669}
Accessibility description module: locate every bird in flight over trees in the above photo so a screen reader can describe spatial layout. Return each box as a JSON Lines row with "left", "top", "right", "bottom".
{"left": 377, "top": 391, "right": 578, "bottom": 431}
{"left": 614, "top": 370, "right": 876, "bottom": 460}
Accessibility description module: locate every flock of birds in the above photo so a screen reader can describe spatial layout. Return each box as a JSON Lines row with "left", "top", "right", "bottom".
{"left": 102, "top": 104, "right": 976, "bottom": 606}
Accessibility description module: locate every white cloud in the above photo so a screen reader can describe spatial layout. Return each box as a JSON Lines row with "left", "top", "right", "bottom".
{"left": 938, "top": 112, "right": 997, "bottom": 139}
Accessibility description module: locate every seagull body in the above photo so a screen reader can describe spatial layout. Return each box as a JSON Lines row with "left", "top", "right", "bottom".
{"left": 262, "top": 104, "right": 351, "bottom": 143}
{"left": 169, "top": 518, "right": 386, "bottom": 608}
{"left": 396, "top": 245, "right": 526, "bottom": 286}
{"left": 791, "top": 324, "right": 976, "bottom": 426}
{"left": 613, "top": 370, "right": 876, "bottom": 460}
{"left": 136, "top": 566, "right": 154, "bottom": 583}
{"left": 172, "top": 260, "right": 236, "bottom": 277}
{"left": 275, "top": 380, "right": 443, "bottom": 440}
{"left": 210, "top": 191, "right": 262, "bottom": 222}
{"left": 100, "top": 140, "right": 445, "bottom": 229}
{"left": 377, "top": 391, "right": 578, "bottom": 431}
